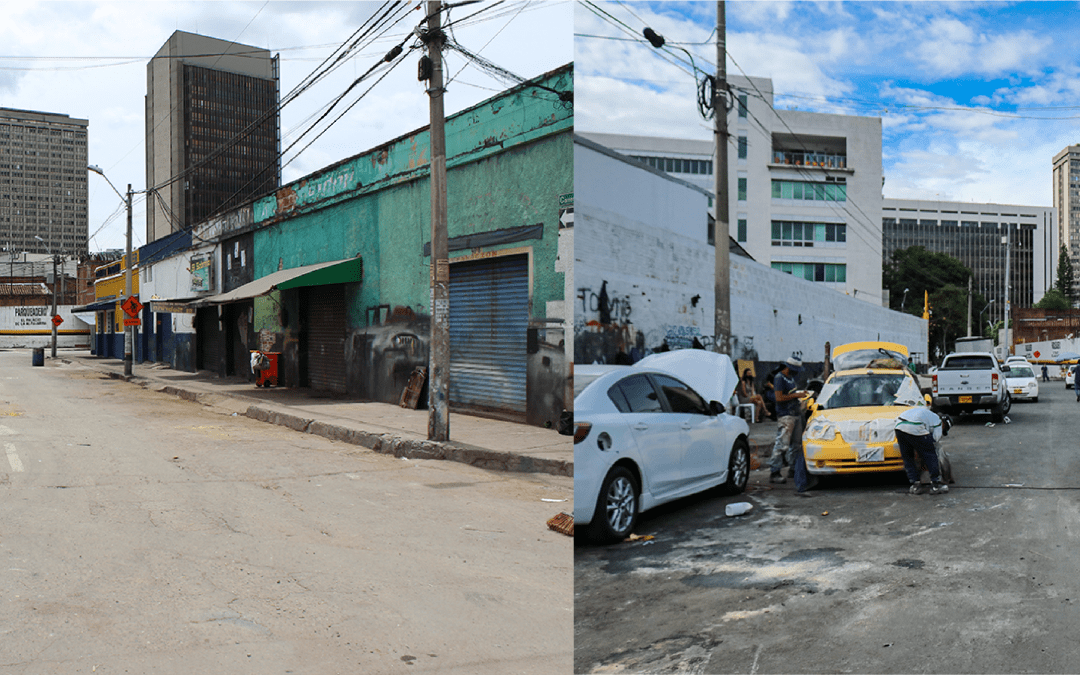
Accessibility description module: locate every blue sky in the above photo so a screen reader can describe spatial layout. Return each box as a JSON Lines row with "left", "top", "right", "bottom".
{"left": 575, "top": 1, "right": 1080, "bottom": 207}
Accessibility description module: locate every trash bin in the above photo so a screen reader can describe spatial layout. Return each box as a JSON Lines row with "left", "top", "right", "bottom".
{"left": 251, "top": 350, "right": 280, "bottom": 387}
{"left": 32, "top": 347, "right": 44, "bottom": 367}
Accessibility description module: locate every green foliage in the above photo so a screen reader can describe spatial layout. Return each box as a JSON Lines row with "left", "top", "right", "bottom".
{"left": 883, "top": 246, "right": 974, "bottom": 316}
{"left": 1056, "top": 245, "right": 1075, "bottom": 304}
{"left": 884, "top": 246, "right": 985, "bottom": 355}
{"left": 1035, "top": 287, "right": 1071, "bottom": 311}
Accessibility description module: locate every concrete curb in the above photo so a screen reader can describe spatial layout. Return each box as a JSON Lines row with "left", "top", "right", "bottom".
{"left": 247, "top": 406, "right": 574, "bottom": 478}
{"left": 64, "top": 358, "right": 573, "bottom": 478}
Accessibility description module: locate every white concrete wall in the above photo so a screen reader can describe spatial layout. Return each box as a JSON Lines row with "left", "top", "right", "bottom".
{"left": 141, "top": 247, "right": 215, "bottom": 336}
{"left": 0, "top": 305, "right": 91, "bottom": 348}
{"left": 575, "top": 138, "right": 927, "bottom": 365}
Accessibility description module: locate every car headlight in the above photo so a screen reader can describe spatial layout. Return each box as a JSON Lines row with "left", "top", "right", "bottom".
{"left": 804, "top": 417, "right": 836, "bottom": 441}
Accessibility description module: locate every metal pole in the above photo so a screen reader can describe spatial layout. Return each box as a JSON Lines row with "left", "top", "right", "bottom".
{"left": 425, "top": 0, "right": 449, "bottom": 442}
{"left": 124, "top": 184, "right": 133, "bottom": 377}
{"left": 1004, "top": 224, "right": 1011, "bottom": 355}
{"left": 50, "top": 254, "right": 57, "bottom": 358}
{"left": 713, "top": 0, "right": 731, "bottom": 355}
{"left": 966, "top": 275, "right": 972, "bottom": 337}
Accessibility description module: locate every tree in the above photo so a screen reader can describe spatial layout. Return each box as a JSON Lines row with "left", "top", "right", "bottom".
{"left": 1035, "top": 287, "right": 1071, "bottom": 311}
{"left": 883, "top": 246, "right": 975, "bottom": 317}
{"left": 1057, "top": 245, "right": 1075, "bottom": 304}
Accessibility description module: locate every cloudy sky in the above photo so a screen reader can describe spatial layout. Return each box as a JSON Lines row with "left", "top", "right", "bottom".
{"left": 0, "top": 0, "right": 572, "bottom": 252}
{"left": 575, "top": 1, "right": 1080, "bottom": 209}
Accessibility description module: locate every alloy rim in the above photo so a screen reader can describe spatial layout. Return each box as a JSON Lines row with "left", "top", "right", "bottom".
{"left": 606, "top": 477, "right": 635, "bottom": 533}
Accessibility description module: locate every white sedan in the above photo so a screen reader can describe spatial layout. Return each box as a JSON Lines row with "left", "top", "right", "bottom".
{"left": 574, "top": 351, "right": 750, "bottom": 543}
{"left": 1005, "top": 363, "right": 1039, "bottom": 402}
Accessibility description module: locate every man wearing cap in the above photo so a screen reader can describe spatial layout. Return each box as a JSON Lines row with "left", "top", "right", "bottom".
{"left": 769, "top": 357, "right": 809, "bottom": 483}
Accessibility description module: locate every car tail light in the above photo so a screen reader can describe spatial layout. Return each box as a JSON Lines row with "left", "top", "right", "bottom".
{"left": 992, "top": 372, "right": 999, "bottom": 392}
{"left": 573, "top": 422, "right": 592, "bottom": 444}
{"left": 931, "top": 374, "right": 937, "bottom": 395}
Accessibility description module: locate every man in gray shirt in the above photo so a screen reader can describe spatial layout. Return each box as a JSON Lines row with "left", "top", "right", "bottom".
{"left": 769, "top": 357, "right": 808, "bottom": 484}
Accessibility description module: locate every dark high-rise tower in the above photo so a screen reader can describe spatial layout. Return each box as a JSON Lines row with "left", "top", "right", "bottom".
{"left": 145, "top": 31, "right": 280, "bottom": 243}
{"left": 0, "top": 107, "right": 88, "bottom": 256}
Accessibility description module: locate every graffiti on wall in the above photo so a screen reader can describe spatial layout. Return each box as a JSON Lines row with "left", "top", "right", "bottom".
{"left": 577, "top": 281, "right": 632, "bottom": 324}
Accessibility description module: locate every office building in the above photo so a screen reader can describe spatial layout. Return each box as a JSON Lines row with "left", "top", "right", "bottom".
{"left": 1053, "top": 146, "right": 1080, "bottom": 298}
{"left": 0, "top": 108, "right": 89, "bottom": 256}
{"left": 146, "top": 30, "right": 280, "bottom": 243}
{"left": 579, "top": 75, "right": 885, "bottom": 304}
{"left": 882, "top": 198, "right": 1056, "bottom": 326}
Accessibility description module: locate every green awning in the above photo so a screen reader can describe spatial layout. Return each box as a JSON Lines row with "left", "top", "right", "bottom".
{"left": 277, "top": 257, "right": 363, "bottom": 291}
{"left": 192, "top": 257, "right": 363, "bottom": 306}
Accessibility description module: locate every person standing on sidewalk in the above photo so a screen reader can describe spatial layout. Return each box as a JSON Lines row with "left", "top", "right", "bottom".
{"left": 769, "top": 357, "right": 808, "bottom": 484}
{"left": 895, "top": 406, "right": 948, "bottom": 495}
{"left": 1074, "top": 365, "right": 1080, "bottom": 402}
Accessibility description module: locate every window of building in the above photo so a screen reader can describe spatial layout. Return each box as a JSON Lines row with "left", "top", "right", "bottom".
{"left": 738, "top": 136, "right": 747, "bottom": 160}
{"left": 738, "top": 176, "right": 747, "bottom": 201}
{"left": 771, "top": 179, "right": 847, "bottom": 202}
{"left": 737, "top": 94, "right": 748, "bottom": 119}
{"left": 737, "top": 218, "right": 747, "bottom": 243}
{"left": 772, "top": 261, "right": 847, "bottom": 283}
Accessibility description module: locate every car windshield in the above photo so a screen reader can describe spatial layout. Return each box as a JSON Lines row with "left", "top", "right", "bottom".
{"left": 832, "top": 348, "right": 908, "bottom": 372}
{"left": 1008, "top": 366, "right": 1035, "bottom": 378}
{"left": 816, "top": 373, "right": 923, "bottom": 409}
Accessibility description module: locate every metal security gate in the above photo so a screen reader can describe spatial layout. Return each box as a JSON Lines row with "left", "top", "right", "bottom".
{"left": 449, "top": 255, "right": 528, "bottom": 416}
{"left": 301, "top": 285, "right": 347, "bottom": 393}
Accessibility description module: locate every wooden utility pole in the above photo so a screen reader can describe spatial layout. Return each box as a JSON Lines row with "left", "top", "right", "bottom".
{"left": 713, "top": 1, "right": 731, "bottom": 355}
{"left": 425, "top": 0, "right": 450, "bottom": 442}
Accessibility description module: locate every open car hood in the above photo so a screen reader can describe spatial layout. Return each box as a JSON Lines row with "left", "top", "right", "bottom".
{"left": 636, "top": 350, "right": 739, "bottom": 406}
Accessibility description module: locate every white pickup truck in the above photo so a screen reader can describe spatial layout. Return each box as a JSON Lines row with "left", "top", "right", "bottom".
{"left": 931, "top": 352, "right": 1011, "bottom": 422}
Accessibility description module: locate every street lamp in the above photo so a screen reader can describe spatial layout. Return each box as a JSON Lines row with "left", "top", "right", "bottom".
{"left": 33, "top": 235, "right": 58, "bottom": 359}
{"left": 980, "top": 299, "right": 996, "bottom": 339}
{"left": 901, "top": 287, "right": 910, "bottom": 312}
{"left": 87, "top": 165, "right": 134, "bottom": 377}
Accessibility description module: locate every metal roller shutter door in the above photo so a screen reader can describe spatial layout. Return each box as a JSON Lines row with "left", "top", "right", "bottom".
{"left": 449, "top": 255, "right": 528, "bottom": 415}
{"left": 302, "top": 285, "right": 348, "bottom": 393}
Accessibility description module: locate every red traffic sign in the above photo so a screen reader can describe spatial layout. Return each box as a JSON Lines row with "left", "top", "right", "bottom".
{"left": 121, "top": 296, "right": 143, "bottom": 318}
{"left": 123, "top": 317, "right": 141, "bottom": 327}
{"left": 51, "top": 315, "right": 63, "bottom": 327}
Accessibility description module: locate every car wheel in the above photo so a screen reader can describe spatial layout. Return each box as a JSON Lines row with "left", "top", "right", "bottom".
{"left": 1033, "top": 397, "right": 1039, "bottom": 403}
{"left": 592, "top": 467, "right": 639, "bottom": 543}
{"left": 1001, "top": 393, "right": 1011, "bottom": 416}
{"left": 991, "top": 402, "right": 1005, "bottom": 424}
{"left": 723, "top": 438, "right": 750, "bottom": 495}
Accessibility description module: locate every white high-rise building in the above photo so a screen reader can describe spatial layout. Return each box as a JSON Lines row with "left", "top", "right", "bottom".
{"left": 579, "top": 75, "right": 884, "bottom": 304}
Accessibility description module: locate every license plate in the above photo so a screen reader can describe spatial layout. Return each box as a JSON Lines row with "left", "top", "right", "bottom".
{"left": 1012, "top": 389, "right": 1023, "bottom": 394}
{"left": 856, "top": 446, "right": 885, "bottom": 463}
{"left": 959, "top": 395, "right": 973, "bottom": 404}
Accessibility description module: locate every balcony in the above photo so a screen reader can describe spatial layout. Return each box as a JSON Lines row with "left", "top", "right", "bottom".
{"left": 772, "top": 150, "right": 848, "bottom": 169}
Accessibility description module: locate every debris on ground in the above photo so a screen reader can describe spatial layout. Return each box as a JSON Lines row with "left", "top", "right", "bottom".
{"left": 546, "top": 512, "right": 574, "bottom": 536}
{"left": 626, "top": 533, "right": 654, "bottom": 542}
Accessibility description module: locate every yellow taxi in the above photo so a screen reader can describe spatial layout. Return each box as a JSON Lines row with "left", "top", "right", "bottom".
{"left": 803, "top": 341, "right": 927, "bottom": 475}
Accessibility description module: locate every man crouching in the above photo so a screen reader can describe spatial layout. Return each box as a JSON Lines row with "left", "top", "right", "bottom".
{"left": 895, "top": 406, "right": 948, "bottom": 495}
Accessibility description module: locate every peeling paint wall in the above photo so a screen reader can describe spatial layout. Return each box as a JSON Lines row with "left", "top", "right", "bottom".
{"left": 245, "top": 66, "right": 572, "bottom": 424}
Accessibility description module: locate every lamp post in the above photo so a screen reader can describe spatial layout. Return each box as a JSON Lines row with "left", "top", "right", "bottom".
{"left": 980, "top": 299, "right": 996, "bottom": 339}
{"left": 88, "top": 165, "right": 134, "bottom": 377}
{"left": 33, "top": 235, "right": 57, "bottom": 358}
{"left": 901, "top": 287, "right": 910, "bottom": 312}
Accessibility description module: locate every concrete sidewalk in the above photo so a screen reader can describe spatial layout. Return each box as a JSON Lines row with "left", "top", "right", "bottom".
{"left": 53, "top": 350, "right": 572, "bottom": 477}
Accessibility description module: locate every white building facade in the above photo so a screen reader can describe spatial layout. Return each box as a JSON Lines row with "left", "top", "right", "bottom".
{"left": 579, "top": 75, "right": 884, "bottom": 305}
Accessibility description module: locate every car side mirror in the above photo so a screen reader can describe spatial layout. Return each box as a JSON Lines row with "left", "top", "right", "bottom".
{"left": 1001, "top": 365, "right": 1011, "bottom": 373}
{"left": 710, "top": 400, "right": 725, "bottom": 416}
{"left": 924, "top": 394, "right": 932, "bottom": 404}
{"left": 809, "top": 400, "right": 819, "bottom": 412}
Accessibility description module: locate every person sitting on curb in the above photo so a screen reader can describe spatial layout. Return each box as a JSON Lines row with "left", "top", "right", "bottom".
{"left": 895, "top": 404, "right": 948, "bottom": 495}
{"left": 769, "top": 357, "right": 808, "bottom": 484}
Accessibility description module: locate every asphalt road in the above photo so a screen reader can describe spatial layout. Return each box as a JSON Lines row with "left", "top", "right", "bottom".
{"left": 575, "top": 379, "right": 1080, "bottom": 674}
{"left": 0, "top": 351, "right": 573, "bottom": 674}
